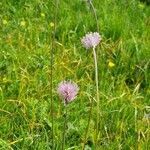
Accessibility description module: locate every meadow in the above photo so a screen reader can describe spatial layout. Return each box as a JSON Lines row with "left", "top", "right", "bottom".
{"left": 0, "top": 0, "right": 150, "bottom": 149}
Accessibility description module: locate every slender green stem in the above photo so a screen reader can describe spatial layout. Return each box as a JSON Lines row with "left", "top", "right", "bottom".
{"left": 93, "top": 47, "right": 100, "bottom": 147}
{"left": 51, "top": 32, "right": 54, "bottom": 149}
{"left": 82, "top": 98, "right": 93, "bottom": 150}
{"left": 89, "top": 0, "right": 99, "bottom": 32}
{"left": 50, "top": 64, "right": 54, "bottom": 149}
{"left": 51, "top": 0, "right": 59, "bottom": 149}
{"left": 62, "top": 106, "right": 67, "bottom": 150}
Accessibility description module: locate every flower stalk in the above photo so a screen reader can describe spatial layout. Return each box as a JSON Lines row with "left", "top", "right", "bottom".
{"left": 93, "top": 47, "right": 100, "bottom": 145}
{"left": 81, "top": 32, "right": 101, "bottom": 148}
{"left": 62, "top": 106, "right": 67, "bottom": 150}
{"left": 57, "top": 81, "right": 79, "bottom": 149}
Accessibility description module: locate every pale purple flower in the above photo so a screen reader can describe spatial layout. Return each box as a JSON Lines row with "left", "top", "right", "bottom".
{"left": 81, "top": 32, "right": 101, "bottom": 49}
{"left": 57, "top": 81, "right": 79, "bottom": 105}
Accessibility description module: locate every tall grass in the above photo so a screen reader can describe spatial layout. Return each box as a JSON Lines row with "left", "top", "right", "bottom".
{"left": 0, "top": 0, "right": 150, "bottom": 149}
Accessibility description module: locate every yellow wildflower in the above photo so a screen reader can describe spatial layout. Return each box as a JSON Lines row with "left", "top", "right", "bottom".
{"left": 20, "top": 21, "right": 26, "bottom": 26}
{"left": 50, "top": 22, "right": 54, "bottom": 27}
{"left": 108, "top": 61, "right": 115, "bottom": 68}
{"left": 41, "top": 13, "right": 45, "bottom": 17}
{"left": 2, "top": 19, "right": 7, "bottom": 25}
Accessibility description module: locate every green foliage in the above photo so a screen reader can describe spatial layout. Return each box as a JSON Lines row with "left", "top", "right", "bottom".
{"left": 0, "top": 0, "right": 150, "bottom": 149}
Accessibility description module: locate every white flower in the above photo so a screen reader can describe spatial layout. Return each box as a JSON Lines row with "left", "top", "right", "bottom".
{"left": 57, "top": 81, "right": 79, "bottom": 105}
{"left": 81, "top": 32, "right": 101, "bottom": 49}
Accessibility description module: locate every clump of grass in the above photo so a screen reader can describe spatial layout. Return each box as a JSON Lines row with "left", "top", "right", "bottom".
{"left": 0, "top": 0, "right": 150, "bottom": 149}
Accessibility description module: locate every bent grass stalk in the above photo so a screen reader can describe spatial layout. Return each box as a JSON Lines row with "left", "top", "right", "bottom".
{"left": 88, "top": 0, "right": 99, "bottom": 32}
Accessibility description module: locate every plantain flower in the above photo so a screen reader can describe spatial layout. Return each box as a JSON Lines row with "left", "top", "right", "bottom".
{"left": 57, "top": 81, "right": 79, "bottom": 105}
{"left": 81, "top": 32, "right": 101, "bottom": 49}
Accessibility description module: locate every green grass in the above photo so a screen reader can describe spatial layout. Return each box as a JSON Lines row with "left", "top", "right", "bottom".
{"left": 0, "top": 0, "right": 150, "bottom": 149}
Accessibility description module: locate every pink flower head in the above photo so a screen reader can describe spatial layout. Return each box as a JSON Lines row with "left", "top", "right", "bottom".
{"left": 57, "top": 81, "right": 79, "bottom": 105}
{"left": 81, "top": 32, "right": 101, "bottom": 49}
